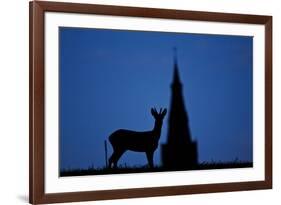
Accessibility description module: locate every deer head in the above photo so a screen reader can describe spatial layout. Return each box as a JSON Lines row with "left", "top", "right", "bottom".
{"left": 151, "top": 108, "right": 167, "bottom": 134}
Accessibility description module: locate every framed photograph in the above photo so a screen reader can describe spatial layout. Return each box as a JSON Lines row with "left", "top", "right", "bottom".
{"left": 29, "top": 1, "right": 272, "bottom": 204}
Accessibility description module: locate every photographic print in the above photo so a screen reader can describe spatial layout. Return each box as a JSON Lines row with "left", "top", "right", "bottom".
{"left": 30, "top": 1, "right": 272, "bottom": 203}
{"left": 59, "top": 27, "right": 253, "bottom": 177}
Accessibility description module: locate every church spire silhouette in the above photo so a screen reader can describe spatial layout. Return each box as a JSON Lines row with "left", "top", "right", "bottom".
{"left": 161, "top": 49, "right": 198, "bottom": 169}
{"left": 173, "top": 48, "right": 181, "bottom": 86}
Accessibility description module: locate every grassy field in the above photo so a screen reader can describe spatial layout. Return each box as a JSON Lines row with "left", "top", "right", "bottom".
{"left": 60, "top": 161, "right": 253, "bottom": 177}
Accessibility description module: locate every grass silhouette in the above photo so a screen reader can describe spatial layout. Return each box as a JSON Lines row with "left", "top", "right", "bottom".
{"left": 60, "top": 161, "right": 253, "bottom": 177}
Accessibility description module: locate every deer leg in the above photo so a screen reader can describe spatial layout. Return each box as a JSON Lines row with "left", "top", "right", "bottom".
{"left": 109, "top": 149, "right": 125, "bottom": 169}
{"left": 146, "top": 151, "right": 154, "bottom": 168}
{"left": 108, "top": 151, "right": 117, "bottom": 168}
{"left": 112, "top": 149, "right": 125, "bottom": 168}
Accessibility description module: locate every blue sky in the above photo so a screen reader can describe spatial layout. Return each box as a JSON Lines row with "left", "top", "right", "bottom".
{"left": 59, "top": 27, "right": 253, "bottom": 170}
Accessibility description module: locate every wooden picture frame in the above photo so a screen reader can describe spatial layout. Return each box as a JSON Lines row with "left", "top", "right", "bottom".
{"left": 29, "top": 1, "right": 272, "bottom": 204}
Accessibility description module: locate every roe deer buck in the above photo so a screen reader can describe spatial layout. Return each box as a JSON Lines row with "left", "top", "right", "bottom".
{"left": 108, "top": 108, "right": 167, "bottom": 168}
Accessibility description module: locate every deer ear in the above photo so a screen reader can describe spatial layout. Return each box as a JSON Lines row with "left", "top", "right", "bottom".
{"left": 162, "top": 108, "right": 167, "bottom": 117}
{"left": 151, "top": 108, "right": 156, "bottom": 117}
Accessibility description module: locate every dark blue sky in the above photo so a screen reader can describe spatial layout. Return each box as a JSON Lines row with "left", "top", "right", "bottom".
{"left": 59, "top": 27, "right": 253, "bottom": 170}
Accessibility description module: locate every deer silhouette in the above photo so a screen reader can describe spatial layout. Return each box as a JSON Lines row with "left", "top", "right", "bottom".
{"left": 108, "top": 108, "right": 167, "bottom": 168}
